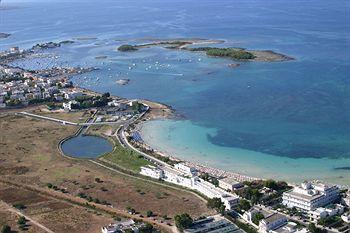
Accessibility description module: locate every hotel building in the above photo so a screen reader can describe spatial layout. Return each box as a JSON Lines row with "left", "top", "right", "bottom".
{"left": 282, "top": 182, "right": 340, "bottom": 211}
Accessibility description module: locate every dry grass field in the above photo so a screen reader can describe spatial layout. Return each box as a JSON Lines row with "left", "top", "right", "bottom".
{"left": 0, "top": 108, "right": 213, "bottom": 232}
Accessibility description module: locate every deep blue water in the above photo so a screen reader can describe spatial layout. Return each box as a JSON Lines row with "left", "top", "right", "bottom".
{"left": 61, "top": 135, "right": 113, "bottom": 158}
{"left": 1, "top": 0, "right": 350, "bottom": 183}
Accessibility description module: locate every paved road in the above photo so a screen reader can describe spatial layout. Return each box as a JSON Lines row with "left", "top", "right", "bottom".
{"left": 18, "top": 111, "right": 123, "bottom": 126}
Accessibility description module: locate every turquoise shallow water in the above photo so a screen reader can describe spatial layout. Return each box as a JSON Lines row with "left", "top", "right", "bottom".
{"left": 1, "top": 0, "right": 350, "bottom": 184}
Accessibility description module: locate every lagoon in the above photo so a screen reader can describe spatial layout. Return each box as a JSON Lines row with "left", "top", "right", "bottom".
{"left": 61, "top": 135, "right": 113, "bottom": 158}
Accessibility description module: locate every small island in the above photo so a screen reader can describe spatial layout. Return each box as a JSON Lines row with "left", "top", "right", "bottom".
{"left": 116, "top": 79, "right": 130, "bottom": 85}
{"left": 117, "top": 38, "right": 294, "bottom": 62}
{"left": 0, "top": 33, "right": 10, "bottom": 39}
{"left": 117, "top": 44, "right": 138, "bottom": 52}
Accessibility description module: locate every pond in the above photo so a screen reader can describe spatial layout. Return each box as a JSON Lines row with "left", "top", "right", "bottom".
{"left": 61, "top": 134, "right": 113, "bottom": 158}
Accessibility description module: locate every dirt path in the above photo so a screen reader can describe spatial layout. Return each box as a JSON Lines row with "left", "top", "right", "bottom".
{"left": 0, "top": 179, "right": 174, "bottom": 233}
{"left": 1, "top": 201, "right": 55, "bottom": 233}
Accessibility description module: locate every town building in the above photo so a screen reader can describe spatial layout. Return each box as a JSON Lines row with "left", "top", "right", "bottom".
{"left": 342, "top": 191, "right": 350, "bottom": 207}
{"left": 184, "top": 215, "right": 242, "bottom": 233}
{"left": 341, "top": 213, "right": 350, "bottom": 223}
{"left": 63, "top": 100, "right": 79, "bottom": 111}
{"left": 140, "top": 165, "right": 164, "bottom": 179}
{"left": 218, "top": 177, "right": 243, "bottom": 191}
{"left": 259, "top": 213, "right": 288, "bottom": 233}
{"left": 282, "top": 182, "right": 339, "bottom": 211}
{"left": 308, "top": 204, "right": 344, "bottom": 221}
{"left": 174, "top": 163, "right": 198, "bottom": 176}
{"left": 101, "top": 219, "right": 143, "bottom": 233}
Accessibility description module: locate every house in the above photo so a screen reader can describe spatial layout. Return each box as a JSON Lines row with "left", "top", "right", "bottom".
{"left": 221, "top": 195, "right": 240, "bottom": 211}
{"left": 101, "top": 219, "right": 142, "bottom": 233}
{"left": 259, "top": 213, "right": 288, "bottom": 233}
{"left": 341, "top": 213, "right": 350, "bottom": 223}
{"left": 219, "top": 177, "right": 243, "bottom": 191}
{"left": 282, "top": 181, "right": 339, "bottom": 211}
{"left": 271, "top": 222, "right": 307, "bottom": 233}
{"left": 308, "top": 204, "right": 344, "bottom": 221}
{"left": 342, "top": 191, "right": 350, "bottom": 207}
{"left": 184, "top": 215, "right": 239, "bottom": 233}
{"left": 174, "top": 163, "right": 198, "bottom": 176}
{"left": 63, "top": 100, "right": 79, "bottom": 111}
{"left": 64, "top": 91, "right": 84, "bottom": 100}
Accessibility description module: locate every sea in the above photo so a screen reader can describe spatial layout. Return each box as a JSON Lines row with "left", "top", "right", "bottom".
{"left": 1, "top": 0, "right": 350, "bottom": 185}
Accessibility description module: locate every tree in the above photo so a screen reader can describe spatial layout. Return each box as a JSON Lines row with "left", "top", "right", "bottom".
{"left": 174, "top": 213, "right": 193, "bottom": 232}
{"left": 307, "top": 223, "right": 327, "bottom": 233}
{"left": 146, "top": 210, "right": 153, "bottom": 217}
{"left": 12, "top": 203, "right": 26, "bottom": 210}
{"left": 238, "top": 199, "right": 251, "bottom": 211}
{"left": 139, "top": 223, "right": 154, "bottom": 233}
{"left": 1, "top": 225, "right": 11, "bottom": 233}
{"left": 17, "top": 216, "right": 26, "bottom": 225}
{"left": 207, "top": 198, "right": 226, "bottom": 214}
{"left": 252, "top": 212, "right": 264, "bottom": 225}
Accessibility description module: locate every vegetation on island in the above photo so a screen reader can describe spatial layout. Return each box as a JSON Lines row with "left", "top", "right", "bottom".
{"left": 185, "top": 47, "right": 255, "bottom": 60}
{"left": 1, "top": 225, "right": 11, "bottom": 233}
{"left": 118, "top": 44, "right": 138, "bottom": 52}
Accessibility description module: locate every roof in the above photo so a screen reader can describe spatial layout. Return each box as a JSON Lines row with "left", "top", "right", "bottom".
{"left": 262, "top": 213, "right": 286, "bottom": 225}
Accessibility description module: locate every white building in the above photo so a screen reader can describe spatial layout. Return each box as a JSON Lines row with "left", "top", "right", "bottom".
{"left": 308, "top": 204, "right": 344, "bottom": 221}
{"left": 63, "top": 100, "right": 79, "bottom": 111}
{"left": 140, "top": 165, "right": 164, "bottom": 179}
{"left": 282, "top": 182, "right": 339, "bottom": 211}
{"left": 218, "top": 177, "right": 243, "bottom": 191}
{"left": 271, "top": 222, "right": 307, "bottom": 233}
{"left": 342, "top": 191, "right": 350, "bottom": 207}
{"left": 140, "top": 165, "right": 239, "bottom": 211}
{"left": 64, "top": 91, "right": 84, "bottom": 100}
{"left": 221, "top": 195, "right": 240, "bottom": 211}
{"left": 184, "top": 215, "right": 238, "bottom": 233}
{"left": 341, "top": 212, "right": 350, "bottom": 223}
{"left": 174, "top": 163, "right": 198, "bottom": 176}
{"left": 259, "top": 213, "right": 288, "bottom": 233}
{"left": 101, "top": 219, "right": 141, "bottom": 233}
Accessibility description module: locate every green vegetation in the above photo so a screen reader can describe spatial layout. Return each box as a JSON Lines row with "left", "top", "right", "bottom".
{"left": 252, "top": 212, "right": 264, "bottom": 225}
{"left": 12, "top": 203, "right": 26, "bottom": 210}
{"left": 174, "top": 213, "right": 193, "bottom": 232}
{"left": 146, "top": 210, "right": 153, "bottom": 217}
{"left": 139, "top": 223, "right": 155, "bottom": 233}
{"left": 118, "top": 44, "right": 138, "bottom": 52}
{"left": 230, "top": 218, "right": 259, "bottom": 233}
{"left": 235, "top": 187, "right": 262, "bottom": 204}
{"left": 73, "top": 92, "right": 111, "bottom": 109}
{"left": 238, "top": 199, "right": 251, "bottom": 211}
{"left": 102, "top": 142, "right": 151, "bottom": 172}
{"left": 308, "top": 223, "right": 327, "bottom": 233}
{"left": 186, "top": 47, "right": 255, "bottom": 60}
{"left": 17, "top": 216, "right": 26, "bottom": 231}
{"left": 199, "top": 173, "right": 219, "bottom": 186}
{"left": 318, "top": 216, "right": 342, "bottom": 227}
{"left": 1, "top": 225, "right": 11, "bottom": 233}
{"left": 207, "top": 197, "right": 225, "bottom": 214}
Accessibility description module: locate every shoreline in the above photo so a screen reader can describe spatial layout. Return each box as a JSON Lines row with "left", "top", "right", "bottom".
{"left": 2, "top": 38, "right": 344, "bottom": 188}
